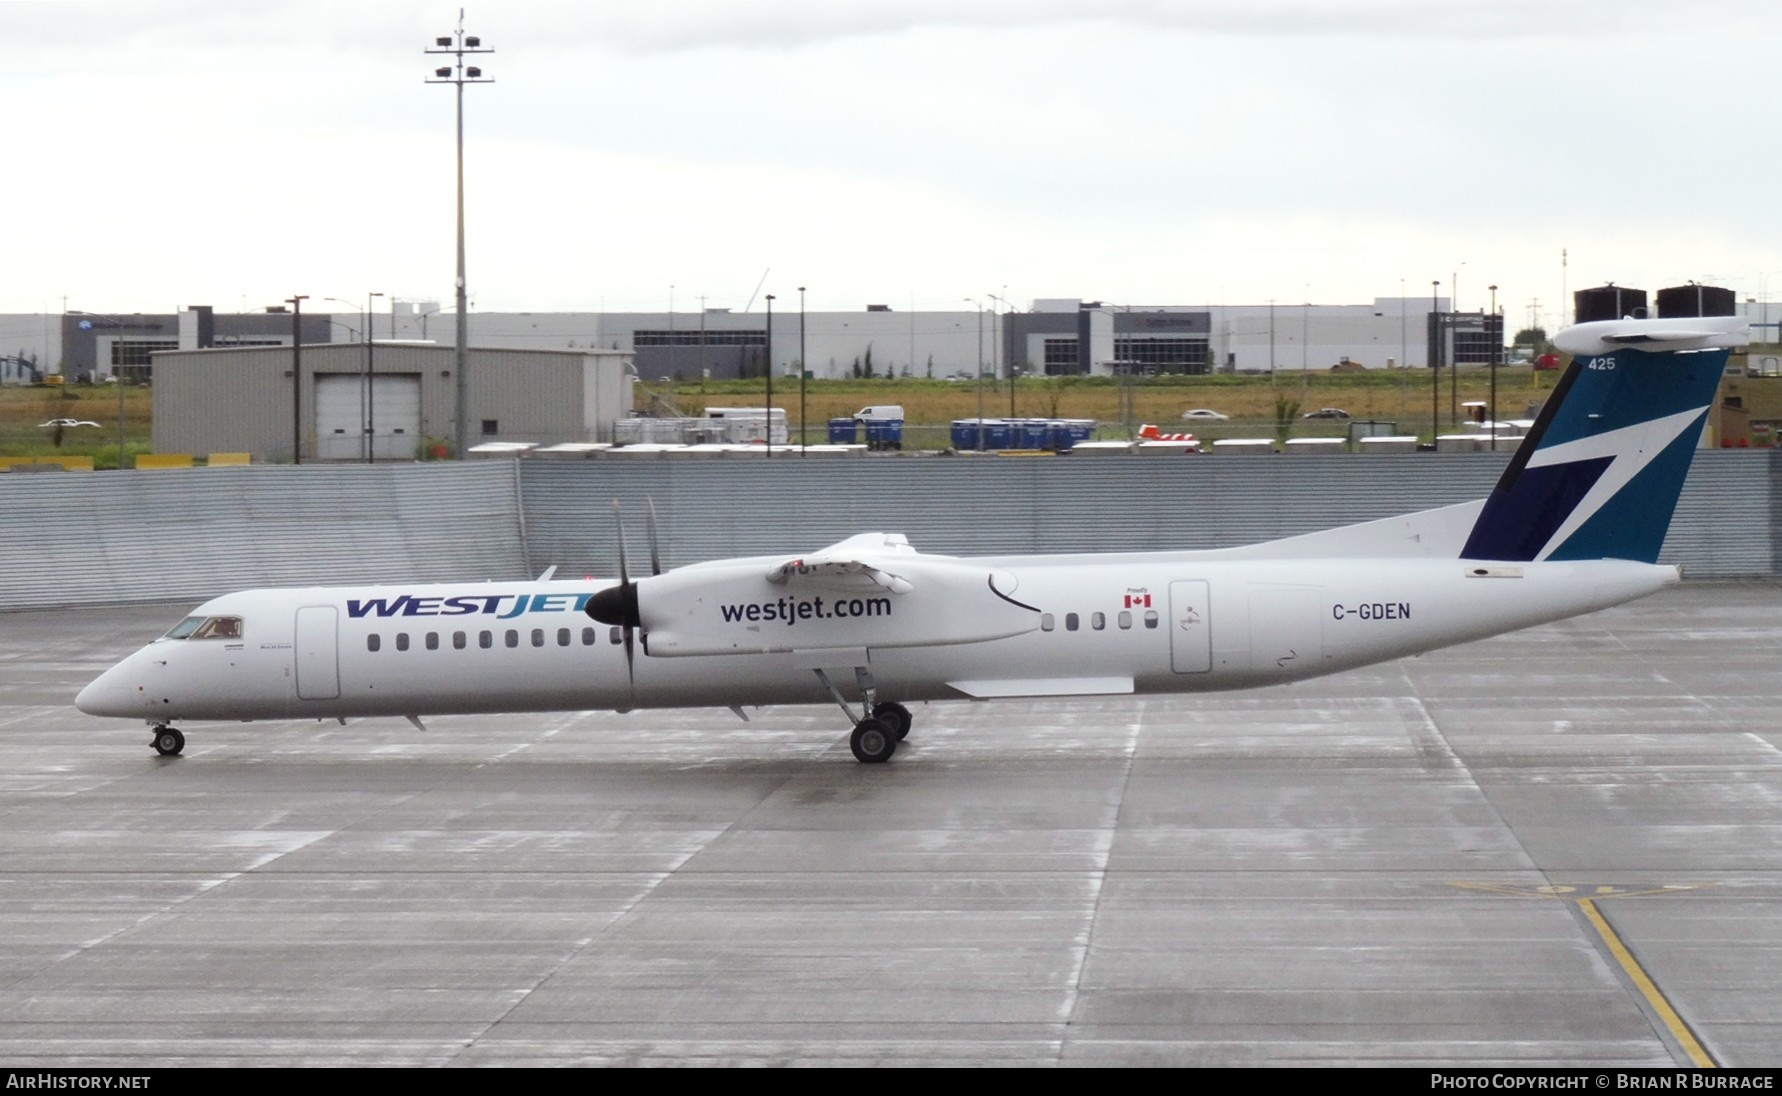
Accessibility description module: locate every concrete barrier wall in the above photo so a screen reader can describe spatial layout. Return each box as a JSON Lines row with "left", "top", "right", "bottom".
{"left": 516, "top": 451, "right": 1774, "bottom": 581}
{"left": 0, "top": 463, "right": 527, "bottom": 612}
{"left": 1, "top": 451, "right": 1772, "bottom": 612}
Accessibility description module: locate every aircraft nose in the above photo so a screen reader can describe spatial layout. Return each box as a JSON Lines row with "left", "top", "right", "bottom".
{"left": 75, "top": 663, "right": 140, "bottom": 717}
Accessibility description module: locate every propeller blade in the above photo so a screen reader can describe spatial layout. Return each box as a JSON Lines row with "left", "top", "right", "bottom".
{"left": 645, "top": 498, "right": 663, "bottom": 576}
{"left": 612, "top": 500, "right": 630, "bottom": 588}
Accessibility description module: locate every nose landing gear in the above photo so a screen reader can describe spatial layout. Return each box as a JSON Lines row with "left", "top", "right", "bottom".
{"left": 151, "top": 725, "right": 185, "bottom": 756}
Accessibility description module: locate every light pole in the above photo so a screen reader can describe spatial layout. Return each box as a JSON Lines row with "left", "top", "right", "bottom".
{"left": 68, "top": 310, "right": 140, "bottom": 471}
{"left": 287, "top": 295, "right": 307, "bottom": 463}
{"left": 366, "top": 291, "right": 383, "bottom": 463}
{"left": 426, "top": 15, "right": 493, "bottom": 460}
{"left": 1488, "top": 284, "right": 1499, "bottom": 452}
{"left": 324, "top": 298, "right": 371, "bottom": 461}
{"left": 1758, "top": 271, "right": 1782, "bottom": 347}
{"left": 764, "top": 294, "right": 775, "bottom": 457}
{"left": 989, "top": 293, "right": 1013, "bottom": 418}
{"left": 965, "top": 298, "right": 984, "bottom": 450}
{"left": 1430, "top": 281, "right": 1440, "bottom": 447}
{"left": 797, "top": 286, "right": 806, "bottom": 454}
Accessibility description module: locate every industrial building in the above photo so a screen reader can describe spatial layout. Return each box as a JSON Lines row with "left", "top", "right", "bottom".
{"left": 7, "top": 284, "right": 1773, "bottom": 396}
{"left": 151, "top": 342, "right": 632, "bottom": 463}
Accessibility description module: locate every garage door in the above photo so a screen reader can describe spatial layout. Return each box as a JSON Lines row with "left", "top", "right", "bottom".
{"left": 315, "top": 373, "right": 422, "bottom": 461}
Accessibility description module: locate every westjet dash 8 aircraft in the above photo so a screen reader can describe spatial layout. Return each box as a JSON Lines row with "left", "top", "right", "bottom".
{"left": 77, "top": 315, "right": 1745, "bottom": 763}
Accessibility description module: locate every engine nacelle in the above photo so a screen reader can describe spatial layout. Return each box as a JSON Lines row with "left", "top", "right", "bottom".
{"left": 637, "top": 558, "right": 1040, "bottom": 657}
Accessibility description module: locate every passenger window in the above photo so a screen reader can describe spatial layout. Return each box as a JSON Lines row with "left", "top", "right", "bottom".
{"left": 1118, "top": 611, "right": 1132, "bottom": 630}
{"left": 505, "top": 630, "right": 519, "bottom": 648}
{"left": 582, "top": 627, "right": 596, "bottom": 646}
{"left": 558, "top": 628, "right": 571, "bottom": 647}
{"left": 1144, "top": 610, "right": 1159, "bottom": 629}
{"left": 426, "top": 632, "right": 439, "bottom": 651}
{"left": 367, "top": 634, "right": 381, "bottom": 652}
{"left": 1065, "top": 613, "right": 1079, "bottom": 632}
{"left": 453, "top": 631, "right": 466, "bottom": 650}
{"left": 1040, "top": 613, "right": 1055, "bottom": 632}
{"left": 1092, "top": 612, "right": 1105, "bottom": 631}
{"left": 609, "top": 627, "right": 623, "bottom": 645}
{"left": 531, "top": 628, "right": 544, "bottom": 648}
{"left": 395, "top": 633, "right": 409, "bottom": 652}
{"left": 479, "top": 630, "right": 492, "bottom": 649}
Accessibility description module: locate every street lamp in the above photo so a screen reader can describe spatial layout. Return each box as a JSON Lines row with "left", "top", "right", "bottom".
{"left": 965, "top": 297, "right": 985, "bottom": 450}
{"left": 324, "top": 296, "right": 377, "bottom": 462}
{"left": 989, "top": 293, "right": 1013, "bottom": 418}
{"left": 764, "top": 294, "right": 775, "bottom": 458}
{"left": 286, "top": 295, "right": 307, "bottom": 464}
{"left": 426, "top": 16, "right": 494, "bottom": 460}
{"left": 1488, "top": 284, "right": 1499, "bottom": 452}
{"left": 798, "top": 287, "right": 806, "bottom": 454}
{"left": 366, "top": 291, "right": 383, "bottom": 463}
{"left": 1430, "top": 280, "right": 1441, "bottom": 447}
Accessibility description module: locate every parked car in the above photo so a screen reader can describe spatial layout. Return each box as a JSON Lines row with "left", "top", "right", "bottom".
{"left": 38, "top": 418, "right": 101, "bottom": 428}
{"left": 1301, "top": 407, "right": 1351, "bottom": 419}
{"left": 1181, "top": 408, "right": 1230, "bottom": 421}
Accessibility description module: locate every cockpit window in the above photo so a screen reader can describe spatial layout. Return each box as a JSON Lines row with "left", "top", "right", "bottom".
{"left": 164, "top": 615, "right": 243, "bottom": 641}
{"left": 163, "top": 616, "right": 205, "bottom": 639}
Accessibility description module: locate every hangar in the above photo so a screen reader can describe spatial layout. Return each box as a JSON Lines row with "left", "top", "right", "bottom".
{"left": 151, "top": 342, "right": 633, "bottom": 463}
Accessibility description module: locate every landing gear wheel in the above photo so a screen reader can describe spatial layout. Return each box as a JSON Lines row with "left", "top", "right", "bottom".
{"left": 850, "top": 717, "right": 898, "bottom": 764}
{"left": 872, "top": 701, "right": 913, "bottom": 741}
{"left": 152, "top": 727, "right": 185, "bottom": 757}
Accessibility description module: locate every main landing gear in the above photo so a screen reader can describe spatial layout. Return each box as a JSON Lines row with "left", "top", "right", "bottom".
{"left": 151, "top": 724, "right": 185, "bottom": 757}
{"left": 812, "top": 668, "right": 913, "bottom": 764}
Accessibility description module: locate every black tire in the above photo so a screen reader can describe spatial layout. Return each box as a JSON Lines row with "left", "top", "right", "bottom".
{"left": 872, "top": 701, "right": 913, "bottom": 741}
{"left": 152, "top": 727, "right": 185, "bottom": 757}
{"left": 850, "top": 717, "right": 897, "bottom": 764}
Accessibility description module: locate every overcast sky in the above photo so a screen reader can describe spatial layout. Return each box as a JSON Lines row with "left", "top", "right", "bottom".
{"left": 5, "top": 0, "right": 1776, "bottom": 332}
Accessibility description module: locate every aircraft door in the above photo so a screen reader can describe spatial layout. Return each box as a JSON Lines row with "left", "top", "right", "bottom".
{"left": 294, "top": 606, "right": 340, "bottom": 700}
{"left": 1247, "top": 588, "right": 1322, "bottom": 674}
{"left": 1169, "top": 580, "right": 1211, "bottom": 673}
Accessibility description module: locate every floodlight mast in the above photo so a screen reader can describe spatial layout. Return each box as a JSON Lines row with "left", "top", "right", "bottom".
{"left": 425, "top": 11, "right": 493, "bottom": 460}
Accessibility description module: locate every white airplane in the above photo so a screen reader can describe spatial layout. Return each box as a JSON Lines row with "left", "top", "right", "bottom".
{"left": 77, "top": 315, "right": 1746, "bottom": 764}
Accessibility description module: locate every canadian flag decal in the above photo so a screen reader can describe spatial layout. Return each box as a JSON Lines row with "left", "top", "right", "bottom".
{"left": 1124, "top": 593, "right": 1151, "bottom": 609}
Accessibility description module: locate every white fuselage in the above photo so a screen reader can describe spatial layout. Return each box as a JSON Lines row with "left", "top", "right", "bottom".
{"left": 75, "top": 551, "right": 1678, "bottom": 725}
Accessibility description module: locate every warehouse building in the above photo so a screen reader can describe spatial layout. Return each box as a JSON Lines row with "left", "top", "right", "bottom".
{"left": 151, "top": 342, "right": 632, "bottom": 463}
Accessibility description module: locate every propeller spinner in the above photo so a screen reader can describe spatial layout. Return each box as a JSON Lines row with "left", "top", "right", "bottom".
{"left": 585, "top": 500, "right": 662, "bottom": 680}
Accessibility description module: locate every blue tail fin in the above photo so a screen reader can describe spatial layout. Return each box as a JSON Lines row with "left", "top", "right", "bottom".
{"left": 1460, "top": 317, "right": 1746, "bottom": 563}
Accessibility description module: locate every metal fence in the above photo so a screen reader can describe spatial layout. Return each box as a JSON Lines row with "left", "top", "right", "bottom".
{"left": 0, "top": 450, "right": 1773, "bottom": 613}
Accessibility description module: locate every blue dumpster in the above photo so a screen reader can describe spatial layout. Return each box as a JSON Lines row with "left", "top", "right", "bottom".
{"left": 951, "top": 419, "right": 998, "bottom": 450}
{"left": 1014, "top": 419, "right": 1051, "bottom": 449}
{"left": 1059, "top": 419, "right": 1096, "bottom": 449}
{"left": 827, "top": 418, "right": 858, "bottom": 445}
{"left": 981, "top": 419, "right": 1012, "bottom": 449}
{"left": 863, "top": 418, "right": 904, "bottom": 451}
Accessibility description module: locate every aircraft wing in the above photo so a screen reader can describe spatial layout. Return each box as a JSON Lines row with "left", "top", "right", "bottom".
{"left": 765, "top": 556, "right": 914, "bottom": 594}
{"left": 765, "top": 532, "right": 921, "bottom": 593}
{"left": 810, "top": 532, "right": 919, "bottom": 557}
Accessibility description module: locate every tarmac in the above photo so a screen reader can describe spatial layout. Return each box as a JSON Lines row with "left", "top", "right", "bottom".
{"left": 2, "top": 585, "right": 1781, "bottom": 1067}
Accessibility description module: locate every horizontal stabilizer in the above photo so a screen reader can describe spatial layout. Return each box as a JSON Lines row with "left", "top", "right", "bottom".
{"left": 1554, "top": 316, "right": 1747, "bottom": 356}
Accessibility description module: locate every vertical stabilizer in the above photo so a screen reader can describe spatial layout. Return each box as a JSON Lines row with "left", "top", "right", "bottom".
{"left": 1460, "top": 316, "right": 1746, "bottom": 563}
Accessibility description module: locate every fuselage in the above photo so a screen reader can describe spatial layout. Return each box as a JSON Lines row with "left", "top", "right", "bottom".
{"left": 75, "top": 550, "right": 1679, "bottom": 725}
